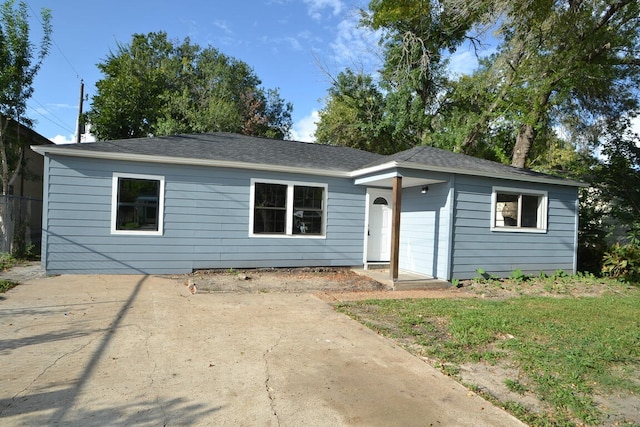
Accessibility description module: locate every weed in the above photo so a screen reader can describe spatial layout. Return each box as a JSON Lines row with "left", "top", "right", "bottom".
{"left": 475, "top": 268, "right": 494, "bottom": 282}
{"left": 510, "top": 268, "right": 528, "bottom": 284}
{"left": 0, "top": 252, "right": 17, "bottom": 270}
{"left": 0, "top": 279, "right": 18, "bottom": 293}
{"left": 504, "top": 378, "right": 528, "bottom": 395}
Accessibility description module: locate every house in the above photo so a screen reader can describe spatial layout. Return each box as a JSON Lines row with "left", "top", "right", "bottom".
{"left": 31, "top": 133, "right": 585, "bottom": 280}
{"left": 0, "top": 119, "right": 53, "bottom": 253}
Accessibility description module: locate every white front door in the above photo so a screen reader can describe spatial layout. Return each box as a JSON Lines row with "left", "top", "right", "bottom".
{"left": 367, "top": 189, "right": 392, "bottom": 262}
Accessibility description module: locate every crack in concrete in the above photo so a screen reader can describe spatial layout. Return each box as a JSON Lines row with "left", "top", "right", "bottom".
{"left": 263, "top": 335, "right": 284, "bottom": 427}
{"left": 0, "top": 333, "right": 101, "bottom": 416}
{"left": 144, "top": 326, "right": 168, "bottom": 425}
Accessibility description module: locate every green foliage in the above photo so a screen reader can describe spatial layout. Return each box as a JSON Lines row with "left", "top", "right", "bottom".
{"left": 0, "top": 279, "right": 17, "bottom": 292}
{"left": 504, "top": 378, "right": 528, "bottom": 395}
{"left": 338, "top": 293, "right": 640, "bottom": 425}
{"left": 315, "top": 69, "right": 396, "bottom": 153}
{"left": 474, "top": 268, "right": 493, "bottom": 282}
{"left": 0, "top": 251, "right": 16, "bottom": 270}
{"left": 88, "top": 32, "right": 292, "bottom": 141}
{"left": 602, "top": 242, "right": 640, "bottom": 284}
{"left": 326, "top": 0, "right": 640, "bottom": 172}
{"left": 509, "top": 269, "right": 528, "bottom": 284}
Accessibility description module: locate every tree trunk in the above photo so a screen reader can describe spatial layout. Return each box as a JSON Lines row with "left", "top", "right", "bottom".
{"left": 512, "top": 123, "right": 537, "bottom": 168}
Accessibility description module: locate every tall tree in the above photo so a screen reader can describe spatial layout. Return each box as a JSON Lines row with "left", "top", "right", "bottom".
{"left": 88, "top": 32, "right": 293, "bottom": 141}
{"left": 316, "top": 69, "right": 402, "bottom": 154}
{"left": 363, "top": 0, "right": 482, "bottom": 148}
{"left": 0, "top": 0, "right": 51, "bottom": 195}
{"left": 350, "top": 0, "right": 640, "bottom": 169}
{"left": 462, "top": 0, "right": 640, "bottom": 168}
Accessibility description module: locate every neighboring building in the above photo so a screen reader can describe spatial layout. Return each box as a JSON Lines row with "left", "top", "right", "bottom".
{"left": 32, "top": 133, "right": 586, "bottom": 279}
{"left": 0, "top": 120, "right": 52, "bottom": 253}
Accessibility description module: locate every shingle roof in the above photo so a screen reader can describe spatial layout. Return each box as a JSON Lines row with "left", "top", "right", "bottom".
{"left": 56, "top": 132, "right": 384, "bottom": 172}
{"left": 35, "top": 132, "right": 584, "bottom": 186}
{"left": 360, "top": 145, "right": 566, "bottom": 181}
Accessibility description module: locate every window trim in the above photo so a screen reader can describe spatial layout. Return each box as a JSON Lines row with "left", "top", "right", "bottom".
{"left": 249, "top": 178, "right": 327, "bottom": 239}
{"left": 490, "top": 186, "right": 548, "bottom": 233}
{"left": 111, "top": 172, "right": 165, "bottom": 236}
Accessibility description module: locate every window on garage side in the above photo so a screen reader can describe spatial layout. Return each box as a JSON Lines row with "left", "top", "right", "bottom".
{"left": 111, "top": 173, "right": 164, "bottom": 235}
{"left": 492, "top": 187, "right": 547, "bottom": 232}
{"left": 251, "top": 180, "right": 326, "bottom": 237}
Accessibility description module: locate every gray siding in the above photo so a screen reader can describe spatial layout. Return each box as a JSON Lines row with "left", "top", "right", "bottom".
{"left": 399, "top": 182, "right": 452, "bottom": 279}
{"left": 451, "top": 176, "right": 578, "bottom": 279}
{"left": 43, "top": 156, "right": 366, "bottom": 274}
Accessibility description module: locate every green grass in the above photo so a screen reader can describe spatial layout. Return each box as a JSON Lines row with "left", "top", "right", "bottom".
{"left": 336, "top": 292, "right": 640, "bottom": 426}
{"left": 0, "top": 279, "right": 18, "bottom": 293}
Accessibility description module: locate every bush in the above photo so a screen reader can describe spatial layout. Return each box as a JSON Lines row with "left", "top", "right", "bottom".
{"left": 602, "top": 243, "right": 640, "bottom": 284}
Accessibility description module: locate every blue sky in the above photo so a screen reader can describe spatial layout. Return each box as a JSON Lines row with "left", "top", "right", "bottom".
{"left": 24, "top": 0, "right": 480, "bottom": 144}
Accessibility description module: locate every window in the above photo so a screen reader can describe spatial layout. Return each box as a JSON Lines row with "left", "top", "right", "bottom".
{"left": 111, "top": 173, "right": 165, "bottom": 235}
{"left": 491, "top": 187, "right": 547, "bottom": 232}
{"left": 251, "top": 179, "right": 326, "bottom": 237}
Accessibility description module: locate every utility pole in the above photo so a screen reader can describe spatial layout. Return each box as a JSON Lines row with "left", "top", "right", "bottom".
{"left": 76, "top": 79, "right": 84, "bottom": 143}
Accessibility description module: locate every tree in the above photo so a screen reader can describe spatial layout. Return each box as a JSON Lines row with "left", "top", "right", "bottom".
{"left": 0, "top": 0, "right": 51, "bottom": 195}
{"left": 350, "top": 0, "right": 640, "bottom": 169}
{"left": 88, "top": 32, "right": 293, "bottom": 141}
{"left": 315, "top": 69, "right": 401, "bottom": 154}
{"left": 362, "top": 0, "right": 482, "bottom": 148}
{"left": 464, "top": 0, "right": 640, "bottom": 168}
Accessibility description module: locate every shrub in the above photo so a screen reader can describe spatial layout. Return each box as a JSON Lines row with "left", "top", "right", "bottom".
{"left": 602, "top": 243, "right": 640, "bottom": 284}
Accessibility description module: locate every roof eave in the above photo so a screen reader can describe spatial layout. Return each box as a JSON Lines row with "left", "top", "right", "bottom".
{"left": 351, "top": 160, "right": 588, "bottom": 187}
{"left": 31, "top": 145, "right": 353, "bottom": 178}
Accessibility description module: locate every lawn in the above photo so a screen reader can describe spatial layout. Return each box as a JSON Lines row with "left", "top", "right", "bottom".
{"left": 336, "top": 279, "right": 640, "bottom": 426}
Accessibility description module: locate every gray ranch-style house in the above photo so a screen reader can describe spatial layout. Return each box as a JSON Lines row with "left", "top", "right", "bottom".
{"left": 32, "top": 133, "right": 585, "bottom": 280}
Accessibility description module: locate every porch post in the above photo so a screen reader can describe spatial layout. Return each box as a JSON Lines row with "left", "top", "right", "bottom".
{"left": 390, "top": 176, "right": 402, "bottom": 281}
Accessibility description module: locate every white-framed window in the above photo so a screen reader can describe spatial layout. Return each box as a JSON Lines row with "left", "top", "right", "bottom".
{"left": 491, "top": 186, "right": 547, "bottom": 233}
{"left": 250, "top": 178, "right": 327, "bottom": 238}
{"left": 111, "top": 172, "right": 165, "bottom": 235}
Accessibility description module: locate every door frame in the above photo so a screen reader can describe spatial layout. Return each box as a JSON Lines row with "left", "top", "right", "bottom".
{"left": 364, "top": 188, "right": 393, "bottom": 266}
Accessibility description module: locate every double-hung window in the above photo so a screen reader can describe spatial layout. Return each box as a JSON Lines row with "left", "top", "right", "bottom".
{"left": 251, "top": 179, "right": 326, "bottom": 237}
{"left": 491, "top": 187, "right": 547, "bottom": 232}
{"left": 111, "top": 173, "right": 165, "bottom": 235}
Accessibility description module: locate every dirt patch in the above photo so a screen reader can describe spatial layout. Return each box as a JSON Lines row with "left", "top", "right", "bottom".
{"left": 170, "top": 267, "right": 389, "bottom": 294}
{"left": 0, "top": 261, "right": 46, "bottom": 283}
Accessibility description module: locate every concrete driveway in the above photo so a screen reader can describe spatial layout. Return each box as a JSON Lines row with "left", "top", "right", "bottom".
{"left": 0, "top": 275, "right": 524, "bottom": 426}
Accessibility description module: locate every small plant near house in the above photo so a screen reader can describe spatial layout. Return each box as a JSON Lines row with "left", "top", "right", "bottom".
{"left": 602, "top": 242, "right": 640, "bottom": 285}
{"left": 474, "top": 268, "right": 493, "bottom": 282}
{"left": 509, "top": 268, "right": 528, "bottom": 284}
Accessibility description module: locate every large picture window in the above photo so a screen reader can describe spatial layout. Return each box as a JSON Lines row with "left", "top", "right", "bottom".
{"left": 111, "top": 173, "right": 165, "bottom": 235}
{"left": 491, "top": 187, "right": 547, "bottom": 232}
{"left": 251, "top": 179, "right": 326, "bottom": 237}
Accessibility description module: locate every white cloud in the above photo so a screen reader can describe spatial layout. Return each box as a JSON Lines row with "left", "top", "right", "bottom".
{"left": 329, "top": 14, "right": 381, "bottom": 72}
{"left": 213, "top": 20, "right": 233, "bottom": 34}
{"left": 304, "top": 0, "right": 344, "bottom": 20}
{"left": 290, "top": 110, "right": 319, "bottom": 142}
{"left": 447, "top": 50, "right": 479, "bottom": 78}
{"left": 50, "top": 131, "right": 96, "bottom": 145}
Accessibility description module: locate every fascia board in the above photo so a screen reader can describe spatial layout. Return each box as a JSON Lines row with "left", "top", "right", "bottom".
{"left": 31, "top": 145, "right": 352, "bottom": 178}
{"left": 350, "top": 160, "right": 587, "bottom": 188}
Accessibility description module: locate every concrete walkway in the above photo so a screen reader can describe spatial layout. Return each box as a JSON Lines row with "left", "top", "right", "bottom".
{"left": 0, "top": 275, "right": 524, "bottom": 426}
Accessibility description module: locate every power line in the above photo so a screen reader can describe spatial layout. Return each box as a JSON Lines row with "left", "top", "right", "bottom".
{"left": 27, "top": 98, "right": 75, "bottom": 134}
{"left": 25, "top": 1, "right": 82, "bottom": 80}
